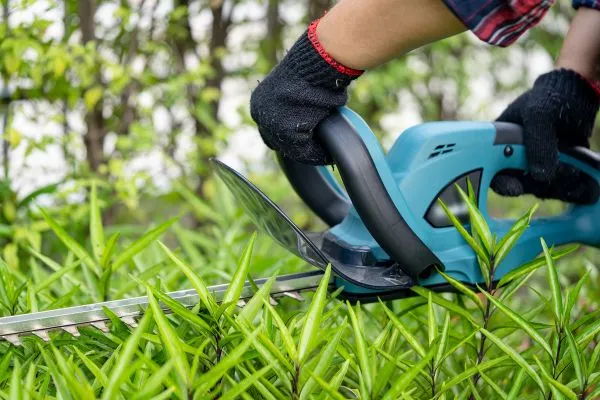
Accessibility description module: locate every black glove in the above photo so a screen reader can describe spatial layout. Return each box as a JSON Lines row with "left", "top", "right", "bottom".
{"left": 491, "top": 69, "right": 600, "bottom": 204}
{"left": 250, "top": 20, "right": 362, "bottom": 165}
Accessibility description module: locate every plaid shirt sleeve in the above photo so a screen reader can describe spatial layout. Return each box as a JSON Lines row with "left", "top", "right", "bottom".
{"left": 572, "top": 0, "right": 600, "bottom": 9}
{"left": 442, "top": 0, "right": 556, "bottom": 47}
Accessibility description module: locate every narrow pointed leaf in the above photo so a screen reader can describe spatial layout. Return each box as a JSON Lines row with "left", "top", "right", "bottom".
{"left": 494, "top": 205, "right": 537, "bottom": 266}
{"left": 298, "top": 265, "right": 331, "bottom": 363}
{"left": 112, "top": 217, "right": 178, "bottom": 271}
{"left": 300, "top": 327, "right": 344, "bottom": 400}
{"left": 480, "top": 328, "right": 544, "bottom": 392}
{"left": 438, "top": 269, "right": 484, "bottom": 312}
{"left": 411, "top": 286, "right": 476, "bottom": 324}
{"left": 438, "top": 199, "right": 489, "bottom": 263}
{"left": 147, "top": 288, "right": 190, "bottom": 381}
{"left": 498, "top": 245, "right": 577, "bottom": 288}
{"left": 480, "top": 290, "right": 552, "bottom": 357}
{"left": 102, "top": 308, "right": 154, "bottom": 400}
{"left": 506, "top": 369, "right": 527, "bottom": 400}
{"left": 40, "top": 208, "right": 99, "bottom": 275}
{"left": 238, "top": 274, "right": 276, "bottom": 325}
{"left": 159, "top": 241, "right": 215, "bottom": 314}
{"left": 382, "top": 347, "right": 436, "bottom": 400}
{"left": 194, "top": 328, "right": 261, "bottom": 393}
{"left": 565, "top": 326, "right": 585, "bottom": 391}
{"left": 263, "top": 297, "right": 297, "bottom": 361}
{"left": 347, "top": 303, "right": 372, "bottom": 395}
{"left": 101, "top": 232, "right": 120, "bottom": 269}
{"left": 382, "top": 302, "right": 425, "bottom": 357}
{"left": 222, "top": 232, "right": 256, "bottom": 314}
{"left": 220, "top": 366, "right": 271, "bottom": 400}
{"left": 455, "top": 184, "right": 493, "bottom": 252}
{"left": 541, "top": 239, "right": 563, "bottom": 326}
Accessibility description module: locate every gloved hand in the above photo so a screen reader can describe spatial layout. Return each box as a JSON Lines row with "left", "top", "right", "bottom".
{"left": 250, "top": 20, "right": 363, "bottom": 165}
{"left": 491, "top": 68, "right": 600, "bottom": 204}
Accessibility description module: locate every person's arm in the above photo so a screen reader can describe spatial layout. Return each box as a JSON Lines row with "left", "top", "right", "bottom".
{"left": 317, "top": 0, "right": 467, "bottom": 70}
{"left": 557, "top": 7, "right": 600, "bottom": 82}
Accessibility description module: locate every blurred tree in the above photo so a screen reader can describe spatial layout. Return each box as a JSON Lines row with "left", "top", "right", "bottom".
{"left": 0, "top": 0, "right": 596, "bottom": 229}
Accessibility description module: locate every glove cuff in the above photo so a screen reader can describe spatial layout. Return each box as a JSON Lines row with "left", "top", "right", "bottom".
{"left": 535, "top": 68, "right": 600, "bottom": 103}
{"left": 284, "top": 19, "right": 363, "bottom": 89}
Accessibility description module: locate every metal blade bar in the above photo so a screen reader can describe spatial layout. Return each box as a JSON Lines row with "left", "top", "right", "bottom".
{"left": 0, "top": 270, "right": 329, "bottom": 342}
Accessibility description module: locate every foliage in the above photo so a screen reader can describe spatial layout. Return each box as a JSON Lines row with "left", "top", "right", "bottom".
{"left": 0, "top": 0, "right": 599, "bottom": 399}
{"left": 0, "top": 180, "right": 596, "bottom": 399}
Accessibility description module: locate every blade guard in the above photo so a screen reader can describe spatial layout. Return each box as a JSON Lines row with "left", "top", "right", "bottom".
{"left": 211, "top": 159, "right": 414, "bottom": 294}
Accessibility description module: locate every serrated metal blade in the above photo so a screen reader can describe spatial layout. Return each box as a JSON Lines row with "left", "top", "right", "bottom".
{"left": 0, "top": 270, "right": 329, "bottom": 344}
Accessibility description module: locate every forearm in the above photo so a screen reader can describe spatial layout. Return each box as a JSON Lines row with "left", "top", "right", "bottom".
{"left": 316, "top": 0, "right": 467, "bottom": 70}
{"left": 557, "top": 7, "right": 600, "bottom": 80}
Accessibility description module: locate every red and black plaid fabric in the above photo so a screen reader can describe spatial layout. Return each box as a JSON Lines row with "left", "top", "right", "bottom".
{"left": 443, "top": 0, "right": 600, "bottom": 47}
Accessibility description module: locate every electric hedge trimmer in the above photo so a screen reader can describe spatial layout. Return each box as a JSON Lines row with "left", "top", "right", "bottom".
{"left": 2, "top": 106, "right": 599, "bottom": 345}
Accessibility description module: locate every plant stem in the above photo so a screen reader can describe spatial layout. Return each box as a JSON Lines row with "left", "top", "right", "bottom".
{"left": 292, "top": 363, "right": 300, "bottom": 399}
{"left": 469, "top": 260, "right": 497, "bottom": 399}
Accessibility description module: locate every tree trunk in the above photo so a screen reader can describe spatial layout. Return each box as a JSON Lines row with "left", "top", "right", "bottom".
{"left": 79, "top": 0, "right": 105, "bottom": 173}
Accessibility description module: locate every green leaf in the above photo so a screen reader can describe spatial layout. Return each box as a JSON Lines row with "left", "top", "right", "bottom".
{"left": 436, "top": 356, "right": 509, "bottom": 398}
{"left": 73, "top": 347, "right": 110, "bottom": 388}
{"left": 455, "top": 184, "right": 493, "bottom": 253}
{"left": 541, "top": 238, "right": 563, "bottom": 327}
{"left": 131, "top": 361, "right": 174, "bottom": 400}
{"left": 10, "top": 358, "right": 22, "bottom": 400}
{"left": 428, "top": 291, "right": 437, "bottom": 345}
{"left": 299, "top": 326, "right": 344, "bottom": 400}
{"left": 146, "top": 288, "right": 189, "bottom": 382}
{"left": 194, "top": 328, "right": 261, "bottom": 394}
{"left": 506, "top": 369, "right": 527, "bottom": 400}
{"left": 437, "top": 199, "right": 490, "bottom": 268}
{"left": 494, "top": 204, "right": 537, "bottom": 266}
{"left": 39, "top": 208, "right": 99, "bottom": 275}
{"left": 480, "top": 328, "right": 544, "bottom": 392}
{"left": 534, "top": 355, "right": 576, "bottom": 400}
{"left": 382, "top": 347, "right": 436, "bottom": 400}
{"left": 437, "top": 269, "right": 484, "bottom": 312}
{"left": 347, "top": 303, "right": 372, "bottom": 395}
{"left": 102, "top": 308, "right": 154, "bottom": 399}
{"left": 497, "top": 245, "right": 577, "bottom": 288}
{"left": 111, "top": 217, "right": 177, "bottom": 271}
{"left": 263, "top": 297, "right": 297, "bottom": 362}
{"left": 89, "top": 181, "right": 105, "bottom": 263}
{"left": 382, "top": 302, "right": 425, "bottom": 357}
{"left": 238, "top": 275, "right": 276, "bottom": 325}
{"left": 478, "top": 369, "right": 507, "bottom": 399}
{"left": 564, "top": 271, "right": 589, "bottom": 326}
{"left": 411, "top": 286, "right": 476, "bottom": 325}
{"left": 565, "top": 326, "right": 585, "bottom": 392}
{"left": 435, "top": 313, "right": 451, "bottom": 369}
{"left": 222, "top": 232, "right": 256, "bottom": 314}
{"left": 159, "top": 241, "right": 215, "bottom": 315}
{"left": 220, "top": 365, "right": 271, "bottom": 400}
{"left": 479, "top": 289, "right": 552, "bottom": 357}
{"left": 308, "top": 371, "right": 347, "bottom": 400}
{"left": 101, "top": 232, "right": 120, "bottom": 269}
{"left": 144, "top": 282, "right": 213, "bottom": 334}
{"left": 298, "top": 264, "right": 331, "bottom": 364}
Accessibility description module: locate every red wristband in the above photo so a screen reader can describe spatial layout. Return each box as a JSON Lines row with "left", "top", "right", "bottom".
{"left": 307, "top": 19, "right": 364, "bottom": 78}
{"left": 583, "top": 76, "right": 600, "bottom": 98}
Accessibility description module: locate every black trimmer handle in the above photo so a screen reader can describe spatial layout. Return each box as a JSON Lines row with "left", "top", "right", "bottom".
{"left": 313, "top": 112, "right": 441, "bottom": 279}
{"left": 277, "top": 155, "right": 350, "bottom": 227}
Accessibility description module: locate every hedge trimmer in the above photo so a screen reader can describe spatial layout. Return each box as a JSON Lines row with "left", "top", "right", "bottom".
{"left": 2, "top": 106, "right": 599, "bottom": 345}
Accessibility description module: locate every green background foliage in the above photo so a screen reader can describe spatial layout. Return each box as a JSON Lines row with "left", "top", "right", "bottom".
{"left": 0, "top": 0, "right": 599, "bottom": 398}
